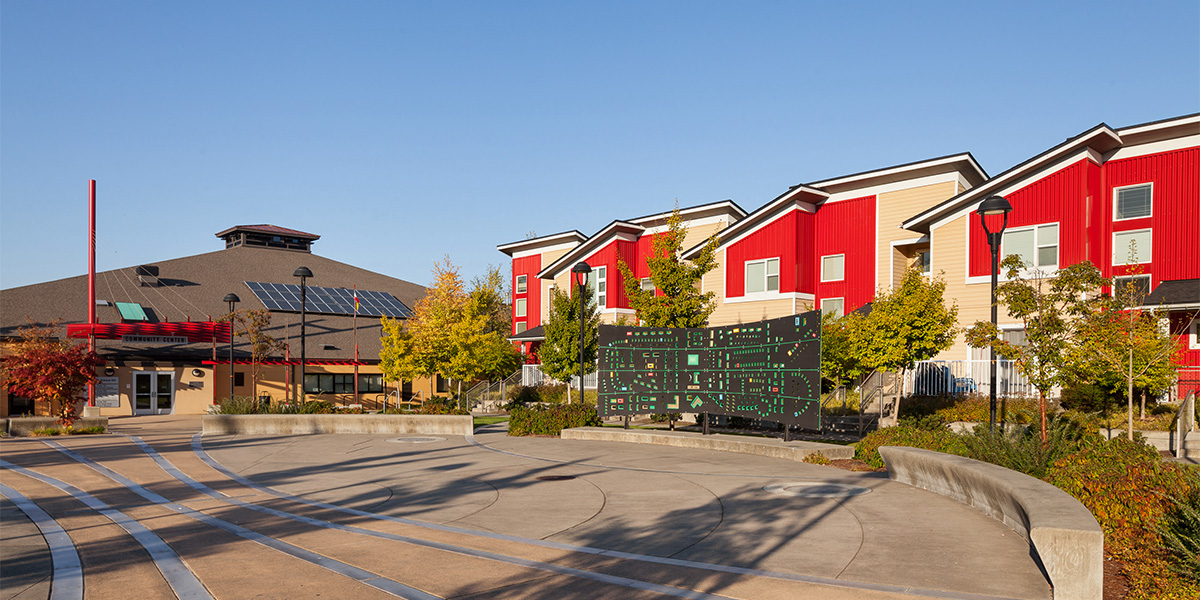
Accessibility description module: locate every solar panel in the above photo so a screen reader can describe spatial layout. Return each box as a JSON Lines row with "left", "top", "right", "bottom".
{"left": 243, "top": 282, "right": 413, "bottom": 318}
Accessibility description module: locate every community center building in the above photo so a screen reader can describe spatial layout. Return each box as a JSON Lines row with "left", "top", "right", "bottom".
{"left": 499, "top": 113, "right": 1200, "bottom": 397}
{"left": 1, "top": 225, "right": 433, "bottom": 417}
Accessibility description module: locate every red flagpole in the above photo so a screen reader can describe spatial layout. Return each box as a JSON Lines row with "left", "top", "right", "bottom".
{"left": 353, "top": 285, "right": 359, "bottom": 400}
{"left": 87, "top": 180, "right": 96, "bottom": 407}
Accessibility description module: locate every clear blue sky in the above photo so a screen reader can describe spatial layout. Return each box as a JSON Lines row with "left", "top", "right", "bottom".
{"left": 3, "top": 1, "right": 1197, "bottom": 291}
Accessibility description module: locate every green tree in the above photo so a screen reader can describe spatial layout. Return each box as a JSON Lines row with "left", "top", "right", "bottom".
{"left": 538, "top": 284, "right": 600, "bottom": 403}
{"left": 470, "top": 265, "right": 512, "bottom": 338}
{"left": 1, "top": 322, "right": 103, "bottom": 425}
{"left": 380, "top": 258, "right": 520, "bottom": 404}
{"left": 616, "top": 208, "right": 720, "bottom": 327}
{"left": 1069, "top": 273, "right": 1181, "bottom": 439}
{"left": 965, "top": 255, "right": 1106, "bottom": 441}
{"left": 820, "top": 310, "right": 864, "bottom": 390}
{"left": 221, "top": 309, "right": 285, "bottom": 401}
{"left": 851, "top": 268, "right": 958, "bottom": 421}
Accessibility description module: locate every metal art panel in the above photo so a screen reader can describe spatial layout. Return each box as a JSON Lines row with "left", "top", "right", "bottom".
{"left": 596, "top": 311, "right": 822, "bottom": 429}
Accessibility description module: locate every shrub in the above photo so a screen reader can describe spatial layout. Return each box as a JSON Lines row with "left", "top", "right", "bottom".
{"left": 649, "top": 413, "right": 682, "bottom": 423}
{"left": 802, "top": 452, "right": 830, "bottom": 465}
{"left": 508, "top": 404, "right": 601, "bottom": 436}
{"left": 417, "top": 396, "right": 469, "bottom": 415}
{"left": 29, "top": 425, "right": 105, "bottom": 436}
{"left": 1161, "top": 492, "right": 1200, "bottom": 583}
{"left": 1046, "top": 437, "right": 1200, "bottom": 599}
{"left": 959, "top": 417, "right": 1090, "bottom": 480}
{"left": 854, "top": 425, "right": 966, "bottom": 469}
{"left": 932, "top": 395, "right": 1039, "bottom": 425}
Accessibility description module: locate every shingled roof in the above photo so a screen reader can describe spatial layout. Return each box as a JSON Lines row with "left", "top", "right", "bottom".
{"left": 1, "top": 244, "right": 426, "bottom": 364}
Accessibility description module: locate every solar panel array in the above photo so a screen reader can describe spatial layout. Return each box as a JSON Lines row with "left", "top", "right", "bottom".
{"left": 244, "top": 282, "right": 413, "bottom": 318}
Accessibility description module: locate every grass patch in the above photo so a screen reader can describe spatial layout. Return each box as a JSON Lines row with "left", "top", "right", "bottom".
{"left": 473, "top": 416, "right": 509, "bottom": 428}
{"left": 29, "top": 425, "right": 106, "bottom": 436}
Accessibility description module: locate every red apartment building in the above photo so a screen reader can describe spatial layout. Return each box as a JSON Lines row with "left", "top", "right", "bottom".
{"left": 499, "top": 113, "right": 1199, "bottom": 397}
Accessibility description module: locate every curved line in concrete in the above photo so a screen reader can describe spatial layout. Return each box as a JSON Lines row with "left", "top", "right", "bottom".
{"left": 1, "top": 459, "right": 214, "bottom": 600}
{"left": 193, "top": 432, "right": 1030, "bottom": 600}
{"left": 0, "top": 482, "right": 84, "bottom": 600}
{"left": 666, "top": 475, "right": 726, "bottom": 560}
{"left": 830, "top": 497, "right": 867, "bottom": 580}
{"left": 533, "top": 472, "right": 609, "bottom": 541}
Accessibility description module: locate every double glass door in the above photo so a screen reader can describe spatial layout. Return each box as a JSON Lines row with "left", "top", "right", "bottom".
{"left": 134, "top": 372, "right": 174, "bottom": 414}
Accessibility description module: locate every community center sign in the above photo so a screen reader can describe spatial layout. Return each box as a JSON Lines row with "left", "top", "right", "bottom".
{"left": 596, "top": 312, "right": 823, "bottom": 430}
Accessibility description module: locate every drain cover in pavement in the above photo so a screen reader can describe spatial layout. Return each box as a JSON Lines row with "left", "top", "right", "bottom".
{"left": 764, "top": 482, "right": 872, "bottom": 498}
{"left": 386, "top": 436, "right": 445, "bottom": 444}
{"left": 535, "top": 475, "right": 577, "bottom": 481}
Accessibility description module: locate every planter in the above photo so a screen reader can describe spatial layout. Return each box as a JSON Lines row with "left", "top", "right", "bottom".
{"left": 201, "top": 414, "right": 473, "bottom": 436}
{"left": 6, "top": 417, "right": 109, "bottom": 437}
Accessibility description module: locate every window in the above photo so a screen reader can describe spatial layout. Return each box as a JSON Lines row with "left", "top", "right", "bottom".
{"left": 1003, "top": 223, "right": 1058, "bottom": 268}
{"left": 746, "top": 258, "right": 780, "bottom": 294}
{"left": 1114, "top": 184, "right": 1152, "bottom": 220}
{"left": 821, "top": 298, "right": 844, "bottom": 318}
{"left": 358, "top": 374, "right": 383, "bottom": 394}
{"left": 1191, "top": 317, "right": 1200, "bottom": 350}
{"left": 917, "top": 251, "right": 931, "bottom": 275}
{"left": 515, "top": 275, "right": 527, "bottom": 294}
{"left": 515, "top": 321, "right": 527, "bottom": 334}
{"left": 821, "top": 255, "right": 844, "bottom": 282}
{"left": 1113, "top": 229, "right": 1151, "bottom": 265}
{"left": 515, "top": 298, "right": 526, "bottom": 318}
{"left": 590, "top": 266, "right": 607, "bottom": 308}
{"left": 640, "top": 277, "right": 655, "bottom": 292}
{"left": 302, "top": 374, "right": 355, "bottom": 394}
{"left": 1112, "top": 275, "right": 1151, "bottom": 303}
{"left": 234, "top": 372, "right": 245, "bottom": 387}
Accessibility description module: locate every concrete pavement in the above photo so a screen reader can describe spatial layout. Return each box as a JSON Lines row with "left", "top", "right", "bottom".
{"left": 0, "top": 415, "right": 1052, "bottom": 599}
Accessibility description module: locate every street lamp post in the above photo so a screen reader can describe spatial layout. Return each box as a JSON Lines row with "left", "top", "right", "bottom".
{"left": 293, "top": 267, "right": 313, "bottom": 402}
{"left": 976, "top": 195, "right": 1012, "bottom": 432}
{"left": 222, "top": 293, "right": 240, "bottom": 403}
{"left": 571, "top": 262, "right": 592, "bottom": 410}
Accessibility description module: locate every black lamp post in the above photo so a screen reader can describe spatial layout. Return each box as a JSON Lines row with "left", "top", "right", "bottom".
{"left": 977, "top": 195, "right": 1012, "bottom": 432}
{"left": 571, "top": 262, "right": 592, "bottom": 408}
{"left": 293, "top": 266, "right": 313, "bottom": 402}
{"left": 222, "top": 293, "right": 240, "bottom": 402}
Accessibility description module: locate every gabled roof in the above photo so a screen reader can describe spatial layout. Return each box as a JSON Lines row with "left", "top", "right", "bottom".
{"left": 807, "top": 152, "right": 987, "bottom": 195}
{"left": 901, "top": 113, "right": 1200, "bottom": 234}
{"left": 681, "top": 186, "right": 827, "bottom": 259}
{"left": 496, "top": 230, "right": 588, "bottom": 257}
{"left": 1143, "top": 278, "right": 1200, "bottom": 310}
{"left": 537, "top": 220, "right": 645, "bottom": 280}
{"left": 507, "top": 325, "right": 546, "bottom": 342}
{"left": 215, "top": 224, "right": 320, "bottom": 240}
{"left": 627, "top": 200, "right": 747, "bottom": 227}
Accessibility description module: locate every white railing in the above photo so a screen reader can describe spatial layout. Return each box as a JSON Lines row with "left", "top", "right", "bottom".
{"left": 908, "top": 360, "right": 1037, "bottom": 398}
{"left": 521, "top": 364, "right": 597, "bottom": 389}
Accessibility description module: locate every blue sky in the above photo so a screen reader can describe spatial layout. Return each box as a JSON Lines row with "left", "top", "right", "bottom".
{"left": 2, "top": 1, "right": 1197, "bottom": 291}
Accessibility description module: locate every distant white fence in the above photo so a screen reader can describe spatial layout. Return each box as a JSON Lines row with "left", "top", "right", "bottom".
{"left": 522, "top": 364, "right": 597, "bottom": 389}
{"left": 907, "top": 360, "right": 1038, "bottom": 398}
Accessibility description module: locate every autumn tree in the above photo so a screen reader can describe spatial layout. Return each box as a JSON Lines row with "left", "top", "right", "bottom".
{"left": 850, "top": 268, "right": 958, "bottom": 419}
{"left": 820, "top": 310, "right": 864, "bottom": 391}
{"left": 965, "top": 255, "right": 1106, "bottom": 441}
{"left": 380, "top": 258, "right": 520, "bottom": 404}
{"left": 222, "top": 309, "right": 285, "bottom": 401}
{"left": 1, "top": 322, "right": 103, "bottom": 424}
{"left": 538, "top": 284, "right": 600, "bottom": 403}
{"left": 617, "top": 208, "right": 720, "bottom": 328}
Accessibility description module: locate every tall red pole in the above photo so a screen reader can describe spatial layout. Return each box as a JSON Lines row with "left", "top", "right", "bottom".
{"left": 88, "top": 180, "right": 97, "bottom": 407}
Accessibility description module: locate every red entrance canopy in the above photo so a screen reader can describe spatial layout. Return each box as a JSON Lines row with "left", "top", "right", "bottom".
{"left": 67, "top": 321, "right": 231, "bottom": 343}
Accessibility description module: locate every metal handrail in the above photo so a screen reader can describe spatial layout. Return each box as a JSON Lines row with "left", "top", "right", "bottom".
{"left": 1175, "top": 391, "right": 1196, "bottom": 459}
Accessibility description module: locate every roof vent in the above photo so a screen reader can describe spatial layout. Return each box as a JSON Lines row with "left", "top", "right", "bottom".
{"left": 135, "top": 265, "right": 159, "bottom": 287}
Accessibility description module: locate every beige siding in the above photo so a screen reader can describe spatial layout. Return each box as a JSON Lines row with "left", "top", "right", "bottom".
{"left": 876, "top": 181, "right": 958, "bottom": 291}
{"left": 703, "top": 250, "right": 801, "bottom": 326}
{"left": 538, "top": 247, "right": 572, "bottom": 325}
{"left": 681, "top": 221, "right": 723, "bottom": 252}
{"left": 931, "top": 214, "right": 999, "bottom": 359}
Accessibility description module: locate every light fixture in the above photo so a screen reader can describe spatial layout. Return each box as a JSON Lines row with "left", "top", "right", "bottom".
{"left": 294, "top": 267, "right": 313, "bottom": 402}
{"left": 104, "top": 367, "right": 115, "bottom": 376}
{"left": 976, "top": 195, "right": 1012, "bottom": 432}
{"left": 192, "top": 368, "right": 204, "bottom": 377}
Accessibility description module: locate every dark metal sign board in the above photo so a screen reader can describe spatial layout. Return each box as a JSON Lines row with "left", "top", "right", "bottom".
{"left": 597, "top": 312, "right": 822, "bottom": 429}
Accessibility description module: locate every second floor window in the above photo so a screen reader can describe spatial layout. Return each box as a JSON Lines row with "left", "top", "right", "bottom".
{"left": 640, "top": 277, "right": 655, "bottom": 292}
{"left": 590, "top": 266, "right": 607, "bottom": 308}
{"left": 1115, "top": 184, "right": 1152, "bottom": 220}
{"left": 515, "top": 298, "right": 526, "bottom": 318}
{"left": 821, "top": 254, "right": 845, "bottom": 282}
{"left": 1003, "top": 223, "right": 1058, "bottom": 268}
{"left": 746, "top": 258, "right": 780, "bottom": 294}
{"left": 515, "top": 274, "right": 527, "bottom": 294}
{"left": 1113, "top": 229, "right": 1152, "bottom": 265}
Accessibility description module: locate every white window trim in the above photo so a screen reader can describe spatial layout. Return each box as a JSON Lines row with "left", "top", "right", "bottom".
{"left": 1001, "top": 222, "right": 1060, "bottom": 271}
{"left": 820, "top": 297, "right": 845, "bottom": 318}
{"left": 1112, "top": 182, "right": 1153, "bottom": 222}
{"left": 743, "top": 257, "right": 781, "bottom": 297}
{"left": 1112, "top": 228, "right": 1152, "bottom": 266}
{"left": 1191, "top": 317, "right": 1200, "bottom": 350}
{"left": 514, "top": 298, "right": 526, "bottom": 318}
{"left": 821, "top": 254, "right": 845, "bottom": 283}
{"left": 515, "top": 274, "right": 527, "bottom": 294}
{"left": 1112, "top": 274, "right": 1151, "bottom": 293}
{"left": 592, "top": 266, "right": 607, "bottom": 308}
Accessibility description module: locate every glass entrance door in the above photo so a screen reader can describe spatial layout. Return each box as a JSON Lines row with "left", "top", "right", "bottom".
{"left": 133, "top": 372, "right": 174, "bottom": 415}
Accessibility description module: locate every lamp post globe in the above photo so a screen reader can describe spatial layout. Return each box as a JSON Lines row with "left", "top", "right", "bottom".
{"left": 975, "top": 196, "right": 1012, "bottom": 432}
{"left": 570, "top": 262, "right": 592, "bottom": 407}
{"left": 223, "top": 293, "right": 240, "bottom": 403}
{"left": 293, "top": 267, "right": 313, "bottom": 402}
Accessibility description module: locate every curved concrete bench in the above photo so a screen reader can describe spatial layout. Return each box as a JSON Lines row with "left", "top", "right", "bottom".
{"left": 202, "top": 414, "right": 472, "bottom": 436}
{"left": 561, "top": 427, "right": 853, "bottom": 460}
{"left": 6, "top": 417, "right": 109, "bottom": 437}
{"left": 879, "top": 446, "right": 1101, "bottom": 600}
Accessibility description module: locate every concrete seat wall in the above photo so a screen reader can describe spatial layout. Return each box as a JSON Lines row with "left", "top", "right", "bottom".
{"left": 201, "top": 414, "right": 473, "bottom": 436}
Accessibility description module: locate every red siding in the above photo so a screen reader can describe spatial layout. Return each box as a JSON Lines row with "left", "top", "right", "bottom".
{"left": 969, "top": 159, "right": 1092, "bottom": 277}
{"left": 511, "top": 254, "right": 541, "bottom": 334}
{"left": 581, "top": 239, "right": 639, "bottom": 309}
{"left": 1102, "top": 147, "right": 1200, "bottom": 285}
{"left": 815, "top": 195, "right": 876, "bottom": 312}
{"left": 725, "top": 209, "right": 804, "bottom": 297}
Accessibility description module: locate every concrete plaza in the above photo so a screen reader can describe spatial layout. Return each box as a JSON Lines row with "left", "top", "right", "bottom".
{"left": 1, "top": 416, "right": 1051, "bottom": 599}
